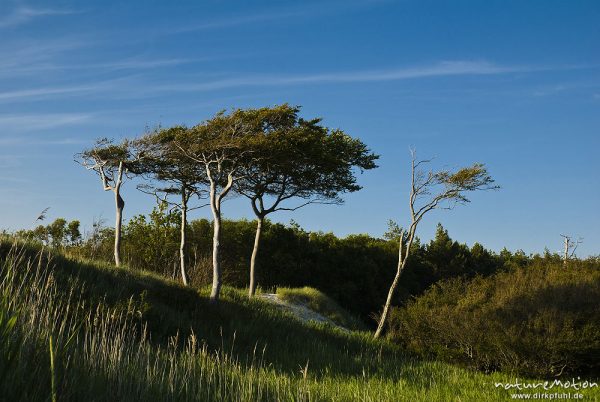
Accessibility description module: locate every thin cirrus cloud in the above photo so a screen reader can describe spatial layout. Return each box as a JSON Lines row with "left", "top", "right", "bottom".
{"left": 0, "top": 137, "right": 88, "bottom": 147}
{"left": 171, "top": 10, "right": 304, "bottom": 34}
{"left": 0, "top": 60, "right": 550, "bottom": 103}
{"left": 1, "top": 58, "right": 192, "bottom": 76}
{"left": 0, "top": 5, "right": 77, "bottom": 28}
{"left": 149, "top": 61, "right": 534, "bottom": 94}
{"left": 0, "top": 75, "right": 138, "bottom": 102}
{"left": 166, "top": 0, "right": 387, "bottom": 34}
{"left": 0, "top": 113, "right": 92, "bottom": 132}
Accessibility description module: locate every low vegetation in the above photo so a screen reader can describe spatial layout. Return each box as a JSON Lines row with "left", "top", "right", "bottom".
{"left": 387, "top": 259, "right": 600, "bottom": 378}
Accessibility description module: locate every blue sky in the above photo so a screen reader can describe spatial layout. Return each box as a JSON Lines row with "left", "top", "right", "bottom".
{"left": 0, "top": 0, "right": 598, "bottom": 256}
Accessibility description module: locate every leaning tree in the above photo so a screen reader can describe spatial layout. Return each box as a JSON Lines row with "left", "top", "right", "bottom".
{"left": 235, "top": 105, "right": 379, "bottom": 297}
{"left": 135, "top": 127, "right": 207, "bottom": 286}
{"left": 76, "top": 138, "right": 140, "bottom": 267}
{"left": 373, "top": 149, "right": 498, "bottom": 339}
{"left": 170, "top": 109, "right": 263, "bottom": 303}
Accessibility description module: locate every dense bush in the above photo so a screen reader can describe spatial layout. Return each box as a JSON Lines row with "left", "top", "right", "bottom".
{"left": 387, "top": 260, "right": 600, "bottom": 377}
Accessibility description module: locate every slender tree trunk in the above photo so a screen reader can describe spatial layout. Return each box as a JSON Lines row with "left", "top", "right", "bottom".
{"left": 179, "top": 191, "right": 189, "bottom": 286}
{"left": 374, "top": 262, "right": 403, "bottom": 338}
{"left": 374, "top": 230, "right": 406, "bottom": 339}
{"left": 248, "top": 216, "right": 264, "bottom": 297}
{"left": 206, "top": 168, "right": 233, "bottom": 304}
{"left": 210, "top": 211, "right": 222, "bottom": 302}
{"left": 114, "top": 189, "right": 124, "bottom": 267}
{"left": 209, "top": 183, "right": 222, "bottom": 303}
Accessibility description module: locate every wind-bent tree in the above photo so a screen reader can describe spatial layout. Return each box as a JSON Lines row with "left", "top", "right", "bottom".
{"left": 135, "top": 127, "right": 207, "bottom": 286}
{"left": 236, "top": 105, "right": 379, "bottom": 297}
{"left": 170, "top": 110, "right": 262, "bottom": 303}
{"left": 77, "top": 138, "right": 138, "bottom": 267}
{"left": 374, "top": 149, "right": 498, "bottom": 339}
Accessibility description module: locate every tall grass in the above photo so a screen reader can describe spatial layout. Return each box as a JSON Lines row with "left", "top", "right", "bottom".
{"left": 1, "top": 240, "right": 596, "bottom": 401}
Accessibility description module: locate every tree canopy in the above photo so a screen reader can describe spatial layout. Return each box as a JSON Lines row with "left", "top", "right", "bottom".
{"left": 235, "top": 104, "right": 379, "bottom": 217}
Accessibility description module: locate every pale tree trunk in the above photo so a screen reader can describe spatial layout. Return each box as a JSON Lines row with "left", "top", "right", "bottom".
{"left": 374, "top": 230, "right": 405, "bottom": 339}
{"left": 208, "top": 171, "right": 234, "bottom": 304}
{"left": 179, "top": 191, "right": 189, "bottom": 286}
{"left": 209, "top": 201, "right": 222, "bottom": 302}
{"left": 248, "top": 216, "right": 264, "bottom": 297}
{"left": 201, "top": 163, "right": 234, "bottom": 303}
{"left": 114, "top": 190, "right": 124, "bottom": 267}
{"left": 113, "top": 163, "right": 124, "bottom": 268}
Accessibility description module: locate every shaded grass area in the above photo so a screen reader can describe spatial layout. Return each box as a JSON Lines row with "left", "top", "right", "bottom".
{"left": 0, "top": 242, "right": 387, "bottom": 377}
{"left": 1, "top": 239, "right": 597, "bottom": 401}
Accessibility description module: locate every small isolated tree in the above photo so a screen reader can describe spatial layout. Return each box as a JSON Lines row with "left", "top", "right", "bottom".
{"left": 136, "top": 127, "right": 208, "bottom": 286}
{"left": 236, "top": 105, "right": 379, "bottom": 297}
{"left": 560, "top": 234, "right": 583, "bottom": 266}
{"left": 374, "top": 149, "right": 498, "bottom": 339}
{"left": 77, "top": 138, "right": 139, "bottom": 267}
{"left": 170, "top": 110, "right": 262, "bottom": 303}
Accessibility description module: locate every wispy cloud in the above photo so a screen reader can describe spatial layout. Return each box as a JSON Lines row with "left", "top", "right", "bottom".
{"left": 0, "top": 113, "right": 92, "bottom": 132}
{"left": 0, "top": 60, "right": 579, "bottom": 103}
{"left": 0, "top": 57, "right": 191, "bottom": 76}
{"left": 0, "top": 85, "right": 100, "bottom": 101}
{"left": 0, "top": 34, "right": 196, "bottom": 78}
{"left": 166, "top": 0, "right": 394, "bottom": 34}
{"left": 531, "top": 80, "right": 600, "bottom": 98}
{"left": 0, "top": 5, "right": 76, "bottom": 28}
{"left": 0, "top": 37, "right": 90, "bottom": 78}
{"left": 0, "top": 75, "right": 135, "bottom": 102}
{"left": 149, "top": 61, "right": 535, "bottom": 93}
{"left": 0, "top": 137, "right": 89, "bottom": 148}
{"left": 172, "top": 10, "right": 304, "bottom": 33}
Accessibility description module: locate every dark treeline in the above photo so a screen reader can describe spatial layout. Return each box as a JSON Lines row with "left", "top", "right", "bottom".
{"left": 16, "top": 209, "right": 596, "bottom": 326}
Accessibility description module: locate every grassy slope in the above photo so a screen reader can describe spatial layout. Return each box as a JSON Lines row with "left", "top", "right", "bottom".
{"left": 276, "top": 286, "right": 366, "bottom": 330}
{"left": 1, "top": 240, "right": 597, "bottom": 401}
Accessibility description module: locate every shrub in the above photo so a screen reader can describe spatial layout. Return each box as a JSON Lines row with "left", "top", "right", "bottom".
{"left": 387, "top": 260, "right": 600, "bottom": 377}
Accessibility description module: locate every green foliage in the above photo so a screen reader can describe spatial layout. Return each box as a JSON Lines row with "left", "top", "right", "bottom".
{"left": 235, "top": 104, "right": 379, "bottom": 215}
{"left": 134, "top": 126, "right": 206, "bottom": 207}
{"left": 387, "top": 260, "right": 600, "bottom": 377}
{"left": 277, "top": 287, "right": 366, "bottom": 330}
{"left": 432, "top": 162, "right": 499, "bottom": 204}
{"left": 15, "top": 218, "right": 81, "bottom": 248}
{"left": 77, "top": 138, "right": 137, "bottom": 171}
{"left": 122, "top": 203, "right": 181, "bottom": 273}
